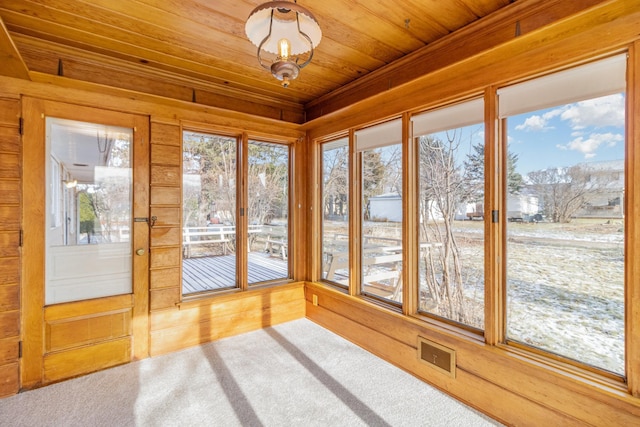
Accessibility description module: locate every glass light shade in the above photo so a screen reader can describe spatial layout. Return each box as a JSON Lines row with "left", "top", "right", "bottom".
{"left": 245, "top": 2, "right": 322, "bottom": 55}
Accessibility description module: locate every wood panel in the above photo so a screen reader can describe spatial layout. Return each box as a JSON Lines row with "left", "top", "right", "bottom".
{"left": 0, "top": 231, "right": 19, "bottom": 258}
{"left": 0, "top": 126, "right": 19, "bottom": 152}
{"left": 150, "top": 165, "right": 180, "bottom": 186}
{"left": 43, "top": 337, "right": 131, "bottom": 383}
{"left": 45, "top": 310, "right": 131, "bottom": 352}
{"left": 149, "top": 120, "right": 182, "bottom": 313}
{"left": 150, "top": 226, "right": 181, "bottom": 247}
{"left": 0, "top": 95, "right": 19, "bottom": 398}
{"left": 0, "top": 152, "right": 19, "bottom": 179}
{"left": 150, "top": 267, "right": 180, "bottom": 290}
{"left": 0, "top": 362, "right": 19, "bottom": 398}
{"left": 0, "top": 257, "right": 18, "bottom": 285}
{"left": 150, "top": 282, "right": 305, "bottom": 356}
{"left": 149, "top": 207, "right": 180, "bottom": 227}
{"left": 0, "top": 285, "right": 18, "bottom": 311}
{"left": 0, "top": 311, "right": 18, "bottom": 339}
{"left": 305, "top": 283, "right": 640, "bottom": 426}
{"left": 0, "top": 337, "right": 18, "bottom": 365}
{"left": 149, "top": 287, "right": 180, "bottom": 311}
{"left": 0, "top": 98, "right": 20, "bottom": 124}
{"left": 150, "top": 143, "right": 181, "bottom": 166}
{"left": 151, "top": 186, "right": 181, "bottom": 205}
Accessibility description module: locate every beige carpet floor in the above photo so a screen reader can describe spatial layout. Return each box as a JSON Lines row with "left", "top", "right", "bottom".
{"left": 0, "top": 318, "right": 503, "bottom": 426}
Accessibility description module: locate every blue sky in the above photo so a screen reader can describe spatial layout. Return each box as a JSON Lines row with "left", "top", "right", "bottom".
{"left": 507, "top": 93, "right": 625, "bottom": 175}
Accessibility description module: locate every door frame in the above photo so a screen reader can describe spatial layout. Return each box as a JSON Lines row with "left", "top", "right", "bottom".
{"left": 21, "top": 97, "right": 149, "bottom": 389}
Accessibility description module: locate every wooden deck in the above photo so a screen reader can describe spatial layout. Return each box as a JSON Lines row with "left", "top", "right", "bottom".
{"left": 182, "top": 252, "right": 289, "bottom": 294}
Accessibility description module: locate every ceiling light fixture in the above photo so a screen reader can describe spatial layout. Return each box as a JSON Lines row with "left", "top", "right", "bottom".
{"left": 245, "top": 1, "right": 322, "bottom": 88}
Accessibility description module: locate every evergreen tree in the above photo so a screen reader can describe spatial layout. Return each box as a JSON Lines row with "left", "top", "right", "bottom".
{"left": 464, "top": 143, "right": 523, "bottom": 195}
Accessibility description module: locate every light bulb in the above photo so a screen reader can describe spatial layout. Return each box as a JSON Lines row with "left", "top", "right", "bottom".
{"left": 278, "top": 38, "right": 291, "bottom": 60}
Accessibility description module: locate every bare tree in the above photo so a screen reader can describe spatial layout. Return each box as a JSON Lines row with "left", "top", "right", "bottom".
{"left": 322, "top": 145, "right": 348, "bottom": 218}
{"left": 419, "top": 132, "right": 479, "bottom": 325}
{"left": 527, "top": 165, "right": 606, "bottom": 223}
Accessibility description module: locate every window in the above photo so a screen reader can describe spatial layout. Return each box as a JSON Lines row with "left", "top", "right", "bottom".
{"left": 321, "top": 138, "right": 349, "bottom": 286}
{"left": 356, "top": 119, "right": 403, "bottom": 304}
{"left": 499, "top": 55, "right": 626, "bottom": 374}
{"left": 412, "top": 99, "right": 485, "bottom": 329}
{"left": 247, "top": 140, "right": 290, "bottom": 285}
{"left": 182, "top": 131, "right": 237, "bottom": 294}
{"left": 46, "top": 118, "right": 133, "bottom": 304}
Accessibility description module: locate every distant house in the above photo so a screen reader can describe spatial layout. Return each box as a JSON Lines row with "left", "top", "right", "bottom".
{"left": 576, "top": 160, "right": 624, "bottom": 218}
{"left": 369, "top": 193, "right": 402, "bottom": 222}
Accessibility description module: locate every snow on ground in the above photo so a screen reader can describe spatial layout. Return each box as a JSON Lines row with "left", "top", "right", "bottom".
{"left": 326, "top": 219, "right": 626, "bottom": 375}
{"left": 456, "top": 219, "right": 624, "bottom": 375}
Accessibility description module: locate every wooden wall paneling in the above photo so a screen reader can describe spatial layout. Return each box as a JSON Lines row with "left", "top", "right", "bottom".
{"left": 43, "top": 338, "right": 131, "bottom": 383}
{"left": 150, "top": 282, "right": 305, "bottom": 356}
{"left": 149, "top": 267, "right": 180, "bottom": 290}
{"left": 149, "top": 286, "right": 180, "bottom": 311}
{"left": 0, "top": 95, "right": 20, "bottom": 398}
{"left": 150, "top": 186, "right": 181, "bottom": 206}
{"left": 305, "top": 283, "right": 640, "bottom": 426}
{"left": 150, "top": 226, "right": 181, "bottom": 247}
{"left": 0, "top": 126, "right": 19, "bottom": 153}
{"left": 0, "top": 362, "right": 19, "bottom": 398}
{"left": 0, "top": 285, "right": 18, "bottom": 311}
{"left": 149, "top": 247, "right": 181, "bottom": 269}
{"left": 149, "top": 207, "right": 180, "bottom": 227}
{"left": 0, "top": 337, "right": 18, "bottom": 365}
{"left": 1, "top": 73, "right": 305, "bottom": 141}
{"left": 148, "top": 120, "right": 182, "bottom": 331}
{"left": 150, "top": 165, "right": 180, "bottom": 186}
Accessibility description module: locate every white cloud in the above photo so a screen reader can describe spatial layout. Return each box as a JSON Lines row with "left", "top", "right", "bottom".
{"left": 515, "top": 115, "right": 553, "bottom": 131}
{"left": 560, "top": 93, "right": 625, "bottom": 130}
{"left": 557, "top": 132, "right": 623, "bottom": 158}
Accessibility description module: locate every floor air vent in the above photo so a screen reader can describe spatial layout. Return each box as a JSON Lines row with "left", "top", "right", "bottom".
{"left": 417, "top": 337, "right": 456, "bottom": 378}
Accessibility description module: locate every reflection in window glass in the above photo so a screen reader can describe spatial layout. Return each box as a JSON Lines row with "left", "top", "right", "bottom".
{"left": 248, "top": 141, "right": 290, "bottom": 284}
{"left": 504, "top": 83, "right": 625, "bottom": 373}
{"left": 415, "top": 105, "right": 485, "bottom": 330}
{"left": 46, "top": 118, "right": 132, "bottom": 304}
{"left": 321, "top": 138, "right": 349, "bottom": 286}
{"left": 182, "top": 131, "right": 237, "bottom": 294}
{"left": 361, "top": 143, "right": 403, "bottom": 303}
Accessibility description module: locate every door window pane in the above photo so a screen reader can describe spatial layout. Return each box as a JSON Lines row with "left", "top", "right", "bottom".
{"left": 247, "top": 141, "right": 290, "bottom": 284}
{"left": 321, "top": 138, "right": 349, "bottom": 286}
{"left": 414, "top": 100, "right": 485, "bottom": 329}
{"left": 46, "top": 118, "right": 132, "bottom": 305}
{"left": 502, "top": 60, "right": 625, "bottom": 374}
{"left": 182, "top": 131, "right": 237, "bottom": 294}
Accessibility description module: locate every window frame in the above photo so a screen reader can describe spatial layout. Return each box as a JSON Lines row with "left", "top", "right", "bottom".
{"left": 180, "top": 126, "right": 295, "bottom": 299}
{"left": 311, "top": 50, "right": 636, "bottom": 389}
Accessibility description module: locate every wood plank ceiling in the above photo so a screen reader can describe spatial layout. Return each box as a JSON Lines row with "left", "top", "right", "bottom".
{"left": 0, "top": 0, "right": 513, "bottom": 123}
